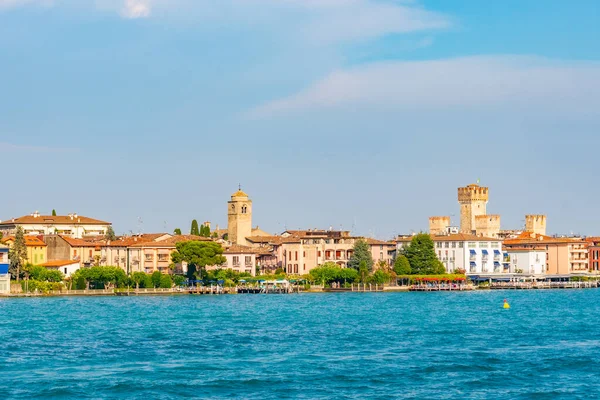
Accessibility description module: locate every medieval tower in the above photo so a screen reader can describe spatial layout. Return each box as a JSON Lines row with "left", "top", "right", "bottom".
{"left": 525, "top": 215, "right": 547, "bottom": 236}
{"left": 458, "top": 184, "right": 489, "bottom": 234}
{"left": 429, "top": 216, "right": 451, "bottom": 235}
{"left": 227, "top": 188, "right": 252, "bottom": 246}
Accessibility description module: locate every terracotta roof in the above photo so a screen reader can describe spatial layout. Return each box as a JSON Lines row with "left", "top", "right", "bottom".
{"left": 223, "top": 244, "right": 265, "bottom": 254}
{"left": 41, "top": 260, "right": 79, "bottom": 268}
{"left": 397, "top": 233, "right": 501, "bottom": 243}
{"left": 363, "top": 238, "right": 395, "bottom": 246}
{"left": 504, "top": 232, "right": 586, "bottom": 245}
{"left": 0, "top": 214, "right": 110, "bottom": 226}
{"left": 60, "top": 236, "right": 99, "bottom": 247}
{"left": 246, "top": 236, "right": 282, "bottom": 244}
{"left": 128, "top": 235, "right": 212, "bottom": 248}
{"left": 2, "top": 236, "right": 47, "bottom": 247}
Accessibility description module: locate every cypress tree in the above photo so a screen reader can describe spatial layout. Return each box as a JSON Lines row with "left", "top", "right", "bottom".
{"left": 190, "top": 220, "right": 200, "bottom": 236}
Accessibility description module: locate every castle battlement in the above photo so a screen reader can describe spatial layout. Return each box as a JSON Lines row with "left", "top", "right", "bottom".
{"left": 458, "top": 184, "right": 489, "bottom": 203}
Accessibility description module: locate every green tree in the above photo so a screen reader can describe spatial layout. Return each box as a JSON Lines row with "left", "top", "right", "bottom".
{"left": 171, "top": 241, "right": 227, "bottom": 281}
{"left": 394, "top": 255, "right": 412, "bottom": 275}
{"left": 76, "top": 266, "right": 127, "bottom": 289}
{"left": 309, "top": 262, "right": 359, "bottom": 285}
{"left": 151, "top": 271, "right": 162, "bottom": 288}
{"left": 190, "top": 220, "right": 200, "bottom": 236}
{"left": 348, "top": 239, "right": 374, "bottom": 272}
{"left": 52, "top": 209, "right": 57, "bottom": 216}
{"left": 105, "top": 226, "right": 117, "bottom": 241}
{"left": 159, "top": 274, "right": 173, "bottom": 288}
{"left": 174, "top": 228, "right": 182, "bottom": 235}
{"left": 131, "top": 272, "right": 147, "bottom": 289}
{"left": 370, "top": 269, "right": 392, "bottom": 284}
{"left": 358, "top": 260, "right": 369, "bottom": 283}
{"left": 404, "top": 233, "right": 444, "bottom": 275}
{"left": 173, "top": 274, "right": 186, "bottom": 287}
{"left": 200, "top": 225, "right": 211, "bottom": 237}
{"left": 75, "top": 275, "right": 86, "bottom": 290}
{"left": 8, "top": 226, "right": 28, "bottom": 281}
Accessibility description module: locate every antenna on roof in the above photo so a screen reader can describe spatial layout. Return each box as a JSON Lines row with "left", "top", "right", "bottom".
{"left": 238, "top": 183, "right": 241, "bottom": 191}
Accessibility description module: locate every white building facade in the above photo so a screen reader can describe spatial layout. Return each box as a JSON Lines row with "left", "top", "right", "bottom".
{"left": 504, "top": 249, "right": 547, "bottom": 275}
{"left": 0, "top": 212, "right": 111, "bottom": 239}
{"left": 397, "top": 234, "right": 505, "bottom": 274}
{"left": 0, "top": 245, "right": 10, "bottom": 294}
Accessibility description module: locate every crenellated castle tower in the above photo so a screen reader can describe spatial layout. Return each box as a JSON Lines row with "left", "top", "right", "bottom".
{"left": 458, "top": 184, "right": 489, "bottom": 235}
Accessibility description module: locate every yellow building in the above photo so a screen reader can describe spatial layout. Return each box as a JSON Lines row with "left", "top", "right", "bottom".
{"left": 1, "top": 235, "right": 48, "bottom": 265}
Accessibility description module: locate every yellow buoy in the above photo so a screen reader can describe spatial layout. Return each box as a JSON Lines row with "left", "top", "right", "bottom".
{"left": 503, "top": 299, "right": 510, "bottom": 309}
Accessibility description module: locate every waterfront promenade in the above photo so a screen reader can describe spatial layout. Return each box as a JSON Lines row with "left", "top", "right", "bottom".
{"left": 2, "top": 280, "right": 599, "bottom": 297}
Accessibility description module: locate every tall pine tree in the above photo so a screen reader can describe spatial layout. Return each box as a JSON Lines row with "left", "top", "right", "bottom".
{"left": 348, "top": 239, "right": 374, "bottom": 272}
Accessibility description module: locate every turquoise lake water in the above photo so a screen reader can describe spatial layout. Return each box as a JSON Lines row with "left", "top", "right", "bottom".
{"left": 1, "top": 290, "right": 600, "bottom": 399}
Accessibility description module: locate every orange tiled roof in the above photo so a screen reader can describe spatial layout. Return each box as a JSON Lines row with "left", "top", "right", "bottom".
{"left": 2, "top": 235, "right": 47, "bottom": 247}
{"left": 128, "top": 235, "right": 212, "bottom": 248}
{"left": 0, "top": 214, "right": 110, "bottom": 225}
{"left": 60, "top": 236, "right": 100, "bottom": 247}
{"left": 41, "top": 260, "right": 79, "bottom": 268}
{"left": 223, "top": 244, "right": 266, "bottom": 254}
{"left": 504, "top": 232, "right": 586, "bottom": 245}
{"left": 397, "top": 233, "right": 500, "bottom": 243}
{"left": 362, "top": 238, "right": 395, "bottom": 246}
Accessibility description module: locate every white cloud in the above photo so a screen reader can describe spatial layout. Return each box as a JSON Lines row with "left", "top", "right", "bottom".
{"left": 1, "top": 0, "right": 451, "bottom": 42}
{"left": 248, "top": 56, "right": 600, "bottom": 118}
{"left": 120, "top": 0, "right": 150, "bottom": 18}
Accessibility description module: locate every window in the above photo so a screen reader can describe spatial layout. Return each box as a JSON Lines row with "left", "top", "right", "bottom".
{"left": 479, "top": 242, "right": 488, "bottom": 248}
{"left": 451, "top": 242, "right": 456, "bottom": 248}
{"left": 444, "top": 242, "right": 449, "bottom": 248}
{"left": 241, "top": 205, "right": 248, "bottom": 214}
{"left": 318, "top": 251, "right": 322, "bottom": 257}
{"left": 468, "top": 242, "right": 476, "bottom": 248}
{"left": 379, "top": 252, "right": 383, "bottom": 260}
{"left": 380, "top": 245, "right": 383, "bottom": 250}
{"left": 73, "top": 250, "right": 78, "bottom": 257}
{"left": 303, "top": 251, "right": 306, "bottom": 257}
{"left": 64, "top": 268, "right": 67, "bottom": 274}
{"left": 158, "top": 254, "right": 169, "bottom": 262}
{"left": 233, "top": 256, "right": 240, "bottom": 265}
{"left": 295, "top": 251, "right": 298, "bottom": 260}
{"left": 459, "top": 242, "right": 464, "bottom": 248}
{"left": 245, "top": 256, "right": 252, "bottom": 265}
{"left": 89, "top": 250, "right": 93, "bottom": 257}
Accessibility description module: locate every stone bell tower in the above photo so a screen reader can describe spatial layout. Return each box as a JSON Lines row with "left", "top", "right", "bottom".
{"left": 458, "top": 184, "right": 488, "bottom": 234}
{"left": 227, "top": 187, "right": 252, "bottom": 246}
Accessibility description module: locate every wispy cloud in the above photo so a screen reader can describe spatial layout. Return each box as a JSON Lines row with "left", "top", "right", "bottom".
{"left": 1, "top": 0, "right": 452, "bottom": 42}
{"left": 2, "top": 142, "right": 79, "bottom": 153}
{"left": 247, "top": 56, "right": 600, "bottom": 118}
{"left": 120, "top": 0, "right": 150, "bottom": 18}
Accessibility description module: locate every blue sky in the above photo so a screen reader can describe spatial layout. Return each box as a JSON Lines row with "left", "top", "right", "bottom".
{"left": 1, "top": 0, "right": 599, "bottom": 238}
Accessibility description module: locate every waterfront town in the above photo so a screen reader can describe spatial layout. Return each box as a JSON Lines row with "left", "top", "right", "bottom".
{"left": 1, "top": 183, "right": 599, "bottom": 295}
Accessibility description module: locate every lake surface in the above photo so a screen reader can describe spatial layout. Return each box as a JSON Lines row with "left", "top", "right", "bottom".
{"left": 1, "top": 290, "right": 600, "bottom": 399}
